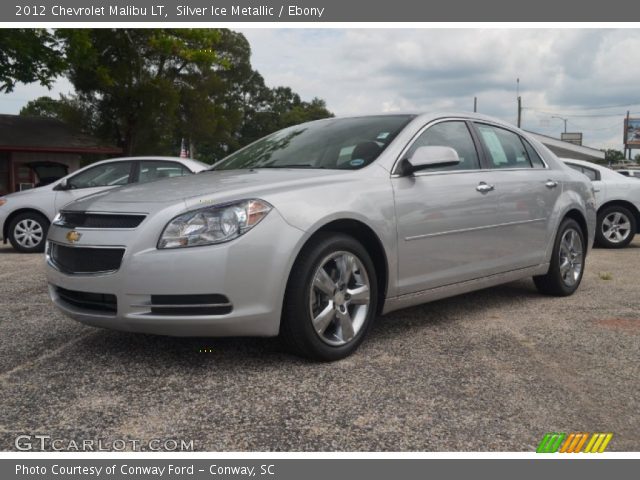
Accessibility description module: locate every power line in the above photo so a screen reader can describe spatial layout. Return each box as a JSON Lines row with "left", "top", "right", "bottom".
{"left": 525, "top": 101, "right": 640, "bottom": 111}
{"left": 524, "top": 108, "right": 640, "bottom": 118}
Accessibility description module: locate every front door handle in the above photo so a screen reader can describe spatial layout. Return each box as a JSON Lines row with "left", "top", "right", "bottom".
{"left": 545, "top": 180, "right": 559, "bottom": 189}
{"left": 476, "top": 182, "right": 495, "bottom": 193}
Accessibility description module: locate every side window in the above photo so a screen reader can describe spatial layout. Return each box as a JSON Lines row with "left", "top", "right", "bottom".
{"left": 566, "top": 163, "right": 584, "bottom": 175}
{"left": 522, "top": 140, "right": 546, "bottom": 168}
{"left": 138, "top": 161, "right": 190, "bottom": 184}
{"left": 581, "top": 167, "right": 598, "bottom": 181}
{"left": 406, "top": 121, "right": 480, "bottom": 172}
{"left": 566, "top": 163, "right": 598, "bottom": 181}
{"left": 68, "top": 162, "right": 133, "bottom": 189}
{"left": 476, "top": 124, "right": 532, "bottom": 169}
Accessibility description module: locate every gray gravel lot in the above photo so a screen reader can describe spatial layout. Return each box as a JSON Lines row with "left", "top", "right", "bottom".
{"left": 0, "top": 241, "right": 638, "bottom": 451}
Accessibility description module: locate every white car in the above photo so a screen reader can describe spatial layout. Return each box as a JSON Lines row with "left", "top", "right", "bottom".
{"left": 616, "top": 169, "right": 640, "bottom": 179}
{"left": 563, "top": 158, "right": 640, "bottom": 248}
{"left": 0, "top": 156, "right": 208, "bottom": 253}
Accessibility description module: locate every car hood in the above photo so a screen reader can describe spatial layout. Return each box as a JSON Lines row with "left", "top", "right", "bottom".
{"left": 63, "top": 168, "right": 349, "bottom": 213}
{"left": 1, "top": 183, "right": 54, "bottom": 199}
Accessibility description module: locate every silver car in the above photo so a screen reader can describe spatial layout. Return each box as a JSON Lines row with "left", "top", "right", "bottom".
{"left": 0, "top": 156, "right": 208, "bottom": 253}
{"left": 45, "top": 113, "right": 596, "bottom": 360}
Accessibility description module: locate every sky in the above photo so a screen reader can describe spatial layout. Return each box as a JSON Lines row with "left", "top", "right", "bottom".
{"left": 2, "top": 28, "right": 640, "bottom": 151}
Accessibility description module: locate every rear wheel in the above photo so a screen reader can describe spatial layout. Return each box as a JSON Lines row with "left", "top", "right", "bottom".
{"left": 280, "top": 233, "right": 378, "bottom": 361}
{"left": 8, "top": 212, "right": 50, "bottom": 253}
{"left": 534, "top": 218, "right": 585, "bottom": 296}
{"left": 595, "top": 205, "right": 636, "bottom": 248}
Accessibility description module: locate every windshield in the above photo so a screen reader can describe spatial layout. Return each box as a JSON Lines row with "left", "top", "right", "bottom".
{"left": 212, "top": 115, "right": 415, "bottom": 171}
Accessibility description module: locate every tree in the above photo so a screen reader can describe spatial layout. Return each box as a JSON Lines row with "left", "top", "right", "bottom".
{"left": 602, "top": 148, "right": 625, "bottom": 163}
{"left": 20, "top": 95, "right": 95, "bottom": 134}
{"left": 56, "top": 29, "right": 227, "bottom": 156}
{"left": 16, "top": 29, "right": 333, "bottom": 163}
{"left": 0, "top": 29, "right": 65, "bottom": 93}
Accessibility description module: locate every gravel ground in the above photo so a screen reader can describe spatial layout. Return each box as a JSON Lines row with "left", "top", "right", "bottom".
{"left": 0, "top": 241, "right": 638, "bottom": 451}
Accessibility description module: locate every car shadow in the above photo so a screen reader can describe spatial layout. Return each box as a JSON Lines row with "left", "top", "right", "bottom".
{"left": 68, "top": 278, "right": 540, "bottom": 366}
{"left": 0, "top": 245, "right": 41, "bottom": 255}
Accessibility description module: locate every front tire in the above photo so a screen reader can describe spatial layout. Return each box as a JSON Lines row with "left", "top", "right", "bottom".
{"left": 534, "top": 218, "right": 585, "bottom": 296}
{"left": 595, "top": 205, "right": 636, "bottom": 248}
{"left": 8, "top": 212, "right": 50, "bottom": 253}
{"left": 280, "top": 233, "right": 378, "bottom": 361}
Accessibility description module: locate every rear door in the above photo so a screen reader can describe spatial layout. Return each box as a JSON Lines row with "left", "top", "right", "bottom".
{"left": 472, "top": 123, "right": 561, "bottom": 270}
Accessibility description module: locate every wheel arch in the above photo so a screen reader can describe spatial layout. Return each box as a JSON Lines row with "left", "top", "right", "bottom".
{"left": 563, "top": 208, "right": 589, "bottom": 246}
{"left": 288, "top": 218, "right": 390, "bottom": 315}
{"left": 3, "top": 207, "right": 51, "bottom": 243}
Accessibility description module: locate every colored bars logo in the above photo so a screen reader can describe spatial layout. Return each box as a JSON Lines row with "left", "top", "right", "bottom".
{"left": 537, "top": 432, "right": 613, "bottom": 453}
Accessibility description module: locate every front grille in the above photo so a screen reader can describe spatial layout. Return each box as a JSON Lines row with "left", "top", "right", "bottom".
{"left": 150, "top": 294, "right": 232, "bottom": 316}
{"left": 56, "top": 287, "right": 117, "bottom": 313}
{"left": 50, "top": 243, "right": 125, "bottom": 274}
{"left": 57, "top": 212, "right": 146, "bottom": 229}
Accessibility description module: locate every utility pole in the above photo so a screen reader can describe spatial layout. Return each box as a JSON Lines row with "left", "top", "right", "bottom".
{"left": 516, "top": 78, "right": 522, "bottom": 128}
{"left": 551, "top": 116, "right": 568, "bottom": 134}
{"left": 627, "top": 110, "right": 631, "bottom": 160}
{"left": 517, "top": 96, "right": 522, "bottom": 128}
{"left": 473, "top": 97, "right": 477, "bottom": 113}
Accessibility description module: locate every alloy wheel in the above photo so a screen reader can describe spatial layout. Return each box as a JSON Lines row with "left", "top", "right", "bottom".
{"left": 308, "top": 251, "right": 371, "bottom": 346}
{"left": 558, "top": 228, "right": 583, "bottom": 287}
{"left": 601, "top": 211, "right": 632, "bottom": 244}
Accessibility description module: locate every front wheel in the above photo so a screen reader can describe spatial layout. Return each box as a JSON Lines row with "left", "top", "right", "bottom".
{"left": 8, "top": 212, "right": 50, "bottom": 253}
{"left": 534, "top": 218, "right": 585, "bottom": 296}
{"left": 280, "top": 233, "right": 378, "bottom": 361}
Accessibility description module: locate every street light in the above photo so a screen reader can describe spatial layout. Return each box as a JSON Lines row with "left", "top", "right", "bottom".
{"left": 551, "top": 116, "right": 568, "bottom": 134}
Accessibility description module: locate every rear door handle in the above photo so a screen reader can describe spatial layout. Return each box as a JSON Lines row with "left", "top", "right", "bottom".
{"left": 545, "top": 180, "right": 559, "bottom": 189}
{"left": 476, "top": 182, "right": 495, "bottom": 193}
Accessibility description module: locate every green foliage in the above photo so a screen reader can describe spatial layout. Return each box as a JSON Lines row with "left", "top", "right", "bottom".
{"left": 0, "top": 29, "right": 65, "bottom": 93}
{"left": 20, "top": 95, "right": 95, "bottom": 133}
{"left": 602, "top": 148, "right": 625, "bottom": 163}
{"left": 10, "top": 28, "right": 333, "bottom": 162}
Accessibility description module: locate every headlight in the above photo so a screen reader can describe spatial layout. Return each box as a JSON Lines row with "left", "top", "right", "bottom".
{"left": 0, "top": 198, "right": 6, "bottom": 207}
{"left": 158, "top": 199, "right": 272, "bottom": 249}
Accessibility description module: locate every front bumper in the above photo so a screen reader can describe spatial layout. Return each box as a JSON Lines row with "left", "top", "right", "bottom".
{"left": 46, "top": 210, "right": 304, "bottom": 337}
{"left": 0, "top": 209, "right": 7, "bottom": 242}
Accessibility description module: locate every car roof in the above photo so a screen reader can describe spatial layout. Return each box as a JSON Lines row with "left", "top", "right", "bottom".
{"left": 83, "top": 156, "right": 208, "bottom": 171}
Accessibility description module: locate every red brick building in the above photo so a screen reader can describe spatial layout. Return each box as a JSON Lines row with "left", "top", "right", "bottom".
{"left": 0, "top": 114, "right": 122, "bottom": 195}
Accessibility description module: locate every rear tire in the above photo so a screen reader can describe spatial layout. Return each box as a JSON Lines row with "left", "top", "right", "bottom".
{"left": 8, "top": 212, "right": 50, "bottom": 253}
{"left": 280, "top": 233, "right": 378, "bottom": 361}
{"left": 595, "top": 205, "right": 636, "bottom": 249}
{"left": 534, "top": 218, "right": 585, "bottom": 296}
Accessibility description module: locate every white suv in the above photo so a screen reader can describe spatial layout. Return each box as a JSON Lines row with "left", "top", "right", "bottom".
{"left": 0, "top": 156, "right": 208, "bottom": 252}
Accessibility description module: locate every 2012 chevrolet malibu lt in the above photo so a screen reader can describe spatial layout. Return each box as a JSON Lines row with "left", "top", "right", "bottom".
{"left": 45, "top": 113, "right": 596, "bottom": 360}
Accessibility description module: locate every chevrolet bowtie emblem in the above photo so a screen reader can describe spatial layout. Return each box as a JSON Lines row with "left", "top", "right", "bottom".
{"left": 66, "top": 231, "right": 82, "bottom": 243}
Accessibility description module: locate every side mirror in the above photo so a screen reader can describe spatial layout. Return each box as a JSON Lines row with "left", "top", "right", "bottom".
{"left": 53, "top": 179, "right": 69, "bottom": 191}
{"left": 399, "top": 146, "right": 460, "bottom": 175}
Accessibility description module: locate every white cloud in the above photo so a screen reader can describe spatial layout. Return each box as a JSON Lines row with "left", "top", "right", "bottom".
{"left": 2, "top": 28, "right": 639, "bottom": 151}
{"left": 241, "top": 28, "right": 640, "bottom": 150}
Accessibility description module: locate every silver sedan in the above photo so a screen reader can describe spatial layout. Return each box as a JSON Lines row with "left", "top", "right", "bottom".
{"left": 45, "top": 113, "right": 596, "bottom": 360}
